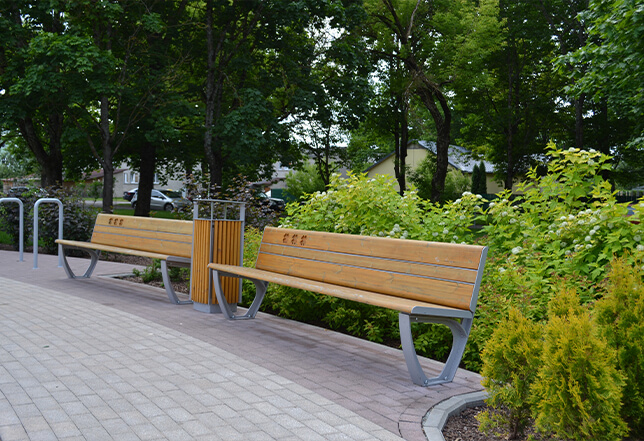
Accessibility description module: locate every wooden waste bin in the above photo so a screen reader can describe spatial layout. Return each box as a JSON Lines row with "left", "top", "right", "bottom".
{"left": 190, "top": 200, "right": 245, "bottom": 313}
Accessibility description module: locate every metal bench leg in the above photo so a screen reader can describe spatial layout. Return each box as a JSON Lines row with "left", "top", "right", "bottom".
{"left": 61, "top": 247, "right": 100, "bottom": 279}
{"left": 161, "top": 260, "right": 193, "bottom": 305}
{"left": 399, "top": 313, "right": 472, "bottom": 387}
{"left": 212, "top": 269, "right": 268, "bottom": 320}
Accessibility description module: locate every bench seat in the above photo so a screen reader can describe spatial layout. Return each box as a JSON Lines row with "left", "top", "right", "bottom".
{"left": 208, "top": 263, "right": 473, "bottom": 319}
{"left": 56, "top": 214, "right": 193, "bottom": 305}
{"left": 208, "top": 227, "right": 487, "bottom": 387}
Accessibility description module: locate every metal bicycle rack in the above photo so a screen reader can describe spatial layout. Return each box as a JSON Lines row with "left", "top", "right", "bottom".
{"left": 0, "top": 197, "right": 25, "bottom": 262}
{"left": 33, "top": 198, "right": 64, "bottom": 269}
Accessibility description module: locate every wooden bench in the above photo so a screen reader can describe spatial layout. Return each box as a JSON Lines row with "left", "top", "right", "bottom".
{"left": 56, "top": 214, "right": 194, "bottom": 305}
{"left": 207, "top": 227, "right": 488, "bottom": 387}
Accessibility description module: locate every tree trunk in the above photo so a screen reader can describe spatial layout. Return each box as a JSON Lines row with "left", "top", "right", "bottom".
{"left": 134, "top": 141, "right": 157, "bottom": 216}
{"left": 203, "top": 0, "right": 225, "bottom": 192}
{"left": 398, "top": 103, "right": 409, "bottom": 195}
{"left": 415, "top": 83, "right": 451, "bottom": 202}
{"left": 17, "top": 116, "right": 64, "bottom": 188}
{"left": 99, "top": 95, "right": 114, "bottom": 213}
{"left": 574, "top": 93, "right": 585, "bottom": 149}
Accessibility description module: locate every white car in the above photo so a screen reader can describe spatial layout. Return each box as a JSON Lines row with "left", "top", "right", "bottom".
{"left": 131, "top": 189, "right": 190, "bottom": 211}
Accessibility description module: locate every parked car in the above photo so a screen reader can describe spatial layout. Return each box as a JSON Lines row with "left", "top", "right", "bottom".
{"left": 258, "top": 191, "right": 286, "bottom": 211}
{"left": 131, "top": 189, "right": 190, "bottom": 211}
{"left": 123, "top": 188, "right": 137, "bottom": 201}
{"left": 6, "top": 186, "right": 30, "bottom": 197}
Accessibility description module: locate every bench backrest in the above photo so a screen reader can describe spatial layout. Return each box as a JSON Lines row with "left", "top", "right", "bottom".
{"left": 256, "top": 227, "right": 487, "bottom": 312}
{"left": 91, "top": 214, "right": 193, "bottom": 258}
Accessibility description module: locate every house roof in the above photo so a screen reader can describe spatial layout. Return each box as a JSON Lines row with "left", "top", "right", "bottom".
{"left": 416, "top": 141, "right": 495, "bottom": 173}
{"left": 365, "top": 141, "right": 495, "bottom": 174}
{"left": 83, "top": 168, "right": 128, "bottom": 180}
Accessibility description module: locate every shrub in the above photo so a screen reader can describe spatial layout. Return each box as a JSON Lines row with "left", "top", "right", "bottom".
{"left": 0, "top": 186, "right": 98, "bottom": 254}
{"left": 477, "top": 308, "right": 543, "bottom": 440}
{"left": 408, "top": 155, "right": 471, "bottom": 202}
{"left": 531, "top": 289, "right": 627, "bottom": 440}
{"left": 595, "top": 257, "right": 644, "bottom": 435}
{"left": 181, "top": 174, "right": 281, "bottom": 229}
{"left": 282, "top": 172, "right": 427, "bottom": 239}
{"left": 471, "top": 161, "right": 487, "bottom": 195}
{"left": 284, "top": 162, "right": 327, "bottom": 201}
{"left": 38, "top": 187, "right": 98, "bottom": 254}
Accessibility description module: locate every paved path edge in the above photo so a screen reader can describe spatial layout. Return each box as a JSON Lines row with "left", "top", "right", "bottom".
{"left": 422, "top": 391, "right": 488, "bottom": 441}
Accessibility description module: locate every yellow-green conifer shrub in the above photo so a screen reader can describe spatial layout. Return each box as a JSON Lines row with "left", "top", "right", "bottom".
{"left": 531, "top": 306, "right": 627, "bottom": 440}
{"left": 594, "top": 257, "right": 644, "bottom": 435}
{"left": 477, "top": 308, "right": 543, "bottom": 440}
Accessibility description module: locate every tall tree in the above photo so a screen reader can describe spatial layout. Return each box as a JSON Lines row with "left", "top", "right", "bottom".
{"left": 537, "top": 0, "right": 590, "bottom": 149}
{"left": 62, "top": 0, "right": 165, "bottom": 212}
{"left": 200, "top": 0, "right": 325, "bottom": 190}
{"left": 0, "top": 1, "right": 102, "bottom": 187}
{"left": 454, "top": 0, "right": 556, "bottom": 189}
{"left": 364, "top": 0, "right": 500, "bottom": 201}
{"left": 558, "top": 0, "right": 643, "bottom": 185}
{"left": 291, "top": 7, "right": 373, "bottom": 186}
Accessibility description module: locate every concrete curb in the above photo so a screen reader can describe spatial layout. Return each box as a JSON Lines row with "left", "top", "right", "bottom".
{"left": 423, "top": 390, "right": 489, "bottom": 441}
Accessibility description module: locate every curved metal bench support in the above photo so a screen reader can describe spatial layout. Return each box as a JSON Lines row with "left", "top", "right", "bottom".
{"left": 60, "top": 247, "right": 100, "bottom": 279}
{"left": 161, "top": 258, "right": 193, "bottom": 305}
{"left": 399, "top": 313, "right": 472, "bottom": 387}
{"left": 212, "top": 269, "right": 267, "bottom": 320}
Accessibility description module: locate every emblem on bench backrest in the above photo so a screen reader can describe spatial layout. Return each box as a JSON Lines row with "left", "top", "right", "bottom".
{"left": 282, "top": 233, "right": 307, "bottom": 246}
{"left": 108, "top": 217, "right": 125, "bottom": 226}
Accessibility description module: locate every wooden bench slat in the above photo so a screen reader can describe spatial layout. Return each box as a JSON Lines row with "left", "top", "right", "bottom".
{"left": 255, "top": 252, "right": 474, "bottom": 310}
{"left": 91, "top": 231, "right": 192, "bottom": 258}
{"left": 259, "top": 242, "right": 479, "bottom": 284}
{"left": 262, "top": 227, "right": 484, "bottom": 270}
{"left": 208, "top": 263, "right": 473, "bottom": 318}
{"left": 56, "top": 239, "right": 175, "bottom": 261}
{"left": 95, "top": 215, "right": 193, "bottom": 235}
{"left": 92, "top": 225, "right": 193, "bottom": 243}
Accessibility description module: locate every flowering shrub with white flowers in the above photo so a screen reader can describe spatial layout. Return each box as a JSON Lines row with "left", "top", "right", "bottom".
{"left": 245, "top": 143, "right": 644, "bottom": 375}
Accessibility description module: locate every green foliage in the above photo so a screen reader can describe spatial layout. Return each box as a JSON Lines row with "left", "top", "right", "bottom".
{"left": 284, "top": 163, "right": 327, "bottom": 202}
{"left": 559, "top": 0, "right": 644, "bottom": 142}
{"left": 275, "top": 145, "right": 644, "bottom": 374}
{"left": 38, "top": 187, "right": 98, "bottom": 254}
{"left": 0, "top": 186, "right": 98, "bottom": 253}
{"left": 408, "top": 155, "right": 436, "bottom": 201}
{"left": 408, "top": 155, "right": 472, "bottom": 202}
{"left": 132, "top": 259, "right": 187, "bottom": 285}
{"left": 595, "top": 257, "right": 644, "bottom": 434}
{"left": 531, "top": 308, "right": 627, "bottom": 440}
{"left": 471, "top": 161, "right": 487, "bottom": 195}
{"left": 282, "top": 172, "right": 427, "bottom": 239}
{"left": 478, "top": 309, "right": 543, "bottom": 440}
{"left": 133, "top": 260, "right": 162, "bottom": 283}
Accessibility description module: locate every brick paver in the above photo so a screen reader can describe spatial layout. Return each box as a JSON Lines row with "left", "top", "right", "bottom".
{"left": 0, "top": 251, "right": 483, "bottom": 440}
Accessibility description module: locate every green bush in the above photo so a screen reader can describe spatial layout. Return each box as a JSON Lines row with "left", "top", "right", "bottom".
{"left": 477, "top": 308, "right": 543, "bottom": 440}
{"left": 595, "top": 257, "right": 644, "bottom": 435}
{"left": 531, "top": 307, "right": 627, "bottom": 440}
{"left": 471, "top": 161, "right": 487, "bottom": 195}
{"left": 408, "top": 155, "right": 472, "bottom": 202}
{"left": 38, "top": 187, "right": 98, "bottom": 254}
{"left": 236, "top": 144, "right": 644, "bottom": 383}
{"left": 132, "top": 259, "right": 187, "bottom": 284}
{"left": 284, "top": 162, "right": 327, "bottom": 201}
{"left": 0, "top": 186, "right": 98, "bottom": 253}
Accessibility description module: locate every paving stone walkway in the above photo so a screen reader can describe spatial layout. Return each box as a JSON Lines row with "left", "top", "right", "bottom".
{"left": 0, "top": 250, "right": 483, "bottom": 440}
